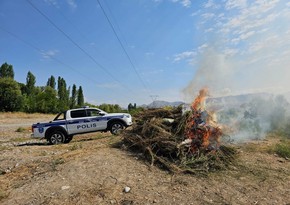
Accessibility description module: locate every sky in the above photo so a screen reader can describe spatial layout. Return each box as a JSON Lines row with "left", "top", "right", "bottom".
{"left": 0, "top": 0, "right": 289, "bottom": 107}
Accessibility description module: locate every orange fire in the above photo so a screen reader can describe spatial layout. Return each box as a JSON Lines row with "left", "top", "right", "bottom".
{"left": 191, "top": 87, "right": 209, "bottom": 111}
{"left": 184, "top": 88, "right": 222, "bottom": 152}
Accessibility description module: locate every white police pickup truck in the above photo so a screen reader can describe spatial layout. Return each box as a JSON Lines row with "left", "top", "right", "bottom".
{"left": 31, "top": 107, "right": 132, "bottom": 144}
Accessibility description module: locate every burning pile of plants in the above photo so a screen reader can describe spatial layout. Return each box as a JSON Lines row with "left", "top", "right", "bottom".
{"left": 122, "top": 88, "right": 237, "bottom": 175}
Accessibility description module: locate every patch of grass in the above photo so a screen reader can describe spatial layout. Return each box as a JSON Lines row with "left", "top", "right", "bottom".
{"left": 273, "top": 141, "right": 290, "bottom": 158}
{"left": 0, "top": 112, "right": 54, "bottom": 120}
{"left": 108, "top": 136, "right": 121, "bottom": 145}
{"left": 15, "top": 127, "right": 27, "bottom": 132}
{"left": 268, "top": 130, "right": 290, "bottom": 140}
{"left": 229, "top": 164, "right": 269, "bottom": 182}
{"left": 11, "top": 137, "right": 28, "bottom": 143}
{"left": 69, "top": 143, "right": 82, "bottom": 151}
{"left": 51, "top": 158, "right": 65, "bottom": 171}
{"left": 242, "top": 143, "right": 259, "bottom": 152}
{"left": 94, "top": 134, "right": 112, "bottom": 140}
{"left": 0, "top": 189, "right": 8, "bottom": 201}
{"left": 0, "top": 145, "right": 10, "bottom": 151}
{"left": 242, "top": 142, "right": 270, "bottom": 153}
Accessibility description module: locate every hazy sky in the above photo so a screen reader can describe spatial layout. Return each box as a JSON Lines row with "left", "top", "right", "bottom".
{"left": 1, "top": 0, "right": 289, "bottom": 107}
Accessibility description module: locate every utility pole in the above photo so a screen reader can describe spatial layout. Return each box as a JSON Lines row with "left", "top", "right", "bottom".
{"left": 150, "top": 95, "right": 159, "bottom": 101}
{"left": 150, "top": 95, "right": 159, "bottom": 108}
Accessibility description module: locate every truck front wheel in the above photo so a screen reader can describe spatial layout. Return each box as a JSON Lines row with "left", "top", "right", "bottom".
{"left": 110, "top": 122, "right": 124, "bottom": 135}
{"left": 48, "top": 131, "right": 65, "bottom": 145}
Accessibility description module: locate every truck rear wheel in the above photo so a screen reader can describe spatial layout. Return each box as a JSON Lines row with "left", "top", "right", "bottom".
{"left": 48, "top": 130, "right": 65, "bottom": 145}
{"left": 110, "top": 122, "right": 124, "bottom": 135}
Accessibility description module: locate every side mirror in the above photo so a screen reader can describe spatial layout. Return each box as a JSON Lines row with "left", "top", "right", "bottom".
{"left": 99, "top": 111, "right": 106, "bottom": 116}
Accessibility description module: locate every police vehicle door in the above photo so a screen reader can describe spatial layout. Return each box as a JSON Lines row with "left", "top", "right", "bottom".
{"left": 67, "top": 109, "right": 93, "bottom": 134}
{"left": 85, "top": 109, "right": 106, "bottom": 131}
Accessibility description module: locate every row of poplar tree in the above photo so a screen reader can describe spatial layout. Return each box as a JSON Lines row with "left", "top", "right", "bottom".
{"left": 0, "top": 62, "right": 84, "bottom": 113}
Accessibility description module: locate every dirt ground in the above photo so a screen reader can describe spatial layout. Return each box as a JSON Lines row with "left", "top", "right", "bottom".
{"left": 0, "top": 113, "right": 290, "bottom": 205}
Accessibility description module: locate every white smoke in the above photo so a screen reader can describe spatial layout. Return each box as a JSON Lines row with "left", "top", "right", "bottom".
{"left": 182, "top": 0, "right": 290, "bottom": 142}
{"left": 183, "top": 0, "right": 290, "bottom": 98}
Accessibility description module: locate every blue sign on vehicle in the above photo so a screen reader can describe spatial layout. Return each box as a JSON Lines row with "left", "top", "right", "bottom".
{"left": 39, "top": 127, "right": 44, "bottom": 133}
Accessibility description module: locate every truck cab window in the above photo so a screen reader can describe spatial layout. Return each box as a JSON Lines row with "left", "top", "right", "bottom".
{"left": 71, "top": 110, "right": 86, "bottom": 118}
{"left": 87, "top": 109, "right": 101, "bottom": 117}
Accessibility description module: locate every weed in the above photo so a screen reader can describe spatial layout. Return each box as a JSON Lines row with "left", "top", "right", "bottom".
{"left": 273, "top": 141, "right": 290, "bottom": 158}
{"left": 51, "top": 158, "right": 65, "bottom": 171}
{"left": 15, "top": 127, "right": 27, "bottom": 132}
{"left": 0, "top": 189, "right": 7, "bottom": 200}
{"left": 69, "top": 143, "right": 82, "bottom": 151}
{"left": 108, "top": 136, "right": 121, "bottom": 146}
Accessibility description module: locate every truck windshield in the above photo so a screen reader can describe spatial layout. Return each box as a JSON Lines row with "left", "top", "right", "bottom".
{"left": 53, "top": 112, "right": 66, "bottom": 121}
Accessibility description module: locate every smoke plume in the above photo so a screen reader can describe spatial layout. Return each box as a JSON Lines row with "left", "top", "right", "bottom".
{"left": 182, "top": 0, "right": 290, "bottom": 142}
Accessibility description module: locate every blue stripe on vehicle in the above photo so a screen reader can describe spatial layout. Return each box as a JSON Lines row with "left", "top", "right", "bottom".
{"left": 32, "top": 115, "right": 125, "bottom": 128}
{"left": 32, "top": 121, "right": 66, "bottom": 128}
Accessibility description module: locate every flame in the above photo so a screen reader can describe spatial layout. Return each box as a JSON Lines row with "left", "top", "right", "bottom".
{"left": 184, "top": 88, "right": 222, "bottom": 152}
{"left": 191, "top": 87, "right": 209, "bottom": 111}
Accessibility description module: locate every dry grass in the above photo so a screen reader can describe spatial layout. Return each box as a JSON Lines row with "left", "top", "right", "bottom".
{"left": 0, "top": 112, "right": 54, "bottom": 119}
{"left": 1, "top": 112, "right": 290, "bottom": 205}
{"left": 268, "top": 139, "right": 290, "bottom": 158}
{"left": 0, "top": 112, "right": 55, "bottom": 125}
{"left": 15, "top": 127, "right": 27, "bottom": 133}
{"left": 242, "top": 141, "right": 272, "bottom": 153}
{"left": 0, "top": 189, "right": 7, "bottom": 200}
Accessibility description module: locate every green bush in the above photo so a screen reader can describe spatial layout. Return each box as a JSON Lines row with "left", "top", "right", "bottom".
{"left": 274, "top": 141, "right": 290, "bottom": 158}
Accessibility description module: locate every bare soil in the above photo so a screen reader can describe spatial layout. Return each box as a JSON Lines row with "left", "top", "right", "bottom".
{"left": 0, "top": 113, "right": 290, "bottom": 205}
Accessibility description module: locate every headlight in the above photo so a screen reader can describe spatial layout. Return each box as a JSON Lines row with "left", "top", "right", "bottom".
{"left": 124, "top": 114, "right": 131, "bottom": 118}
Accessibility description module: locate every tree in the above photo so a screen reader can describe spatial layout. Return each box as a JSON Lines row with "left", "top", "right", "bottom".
{"left": 18, "top": 82, "right": 26, "bottom": 94}
{"left": 47, "top": 75, "right": 56, "bottom": 89}
{"left": 128, "top": 103, "right": 133, "bottom": 112}
{"left": 0, "top": 62, "right": 14, "bottom": 79}
{"left": 77, "top": 86, "right": 84, "bottom": 107}
{"left": 128, "top": 103, "right": 137, "bottom": 112}
{"left": 70, "top": 84, "right": 77, "bottom": 109}
{"left": 0, "top": 78, "right": 23, "bottom": 111}
{"left": 23, "top": 86, "right": 41, "bottom": 113}
{"left": 128, "top": 103, "right": 142, "bottom": 115}
{"left": 113, "top": 104, "right": 122, "bottom": 112}
{"left": 35, "top": 86, "right": 58, "bottom": 113}
{"left": 57, "top": 77, "right": 69, "bottom": 110}
{"left": 25, "top": 71, "right": 36, "bottom": 95}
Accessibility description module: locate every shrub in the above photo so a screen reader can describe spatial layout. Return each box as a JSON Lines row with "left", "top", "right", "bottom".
{"left": 15, "top": 127, "right": 26, "bottom": 132}
{"left": 274, "top": 141, "right": 290, "bottom": 158}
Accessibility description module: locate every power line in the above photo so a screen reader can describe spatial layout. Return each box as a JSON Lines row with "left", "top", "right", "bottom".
{"left": 25, "top": 0, "right": 138, "bottom": 96}
{"left": 0, "top": 26, "right": 136, "bottom": 100}
{"left": 96, "top": 0, "right": 150, "bottom": 91}
{"left": 150, "top": 95, "right": 159, "bottom": 102}
{"left": 45, "top": 0, "right": 127, "bottom": 85}
{"left": 0, "top": 27, "right": 91, "bottom": 81}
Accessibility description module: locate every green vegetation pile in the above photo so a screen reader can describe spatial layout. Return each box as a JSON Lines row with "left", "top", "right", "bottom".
{"left": 122, "top": 107, "right": 237, "bottom": 175}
